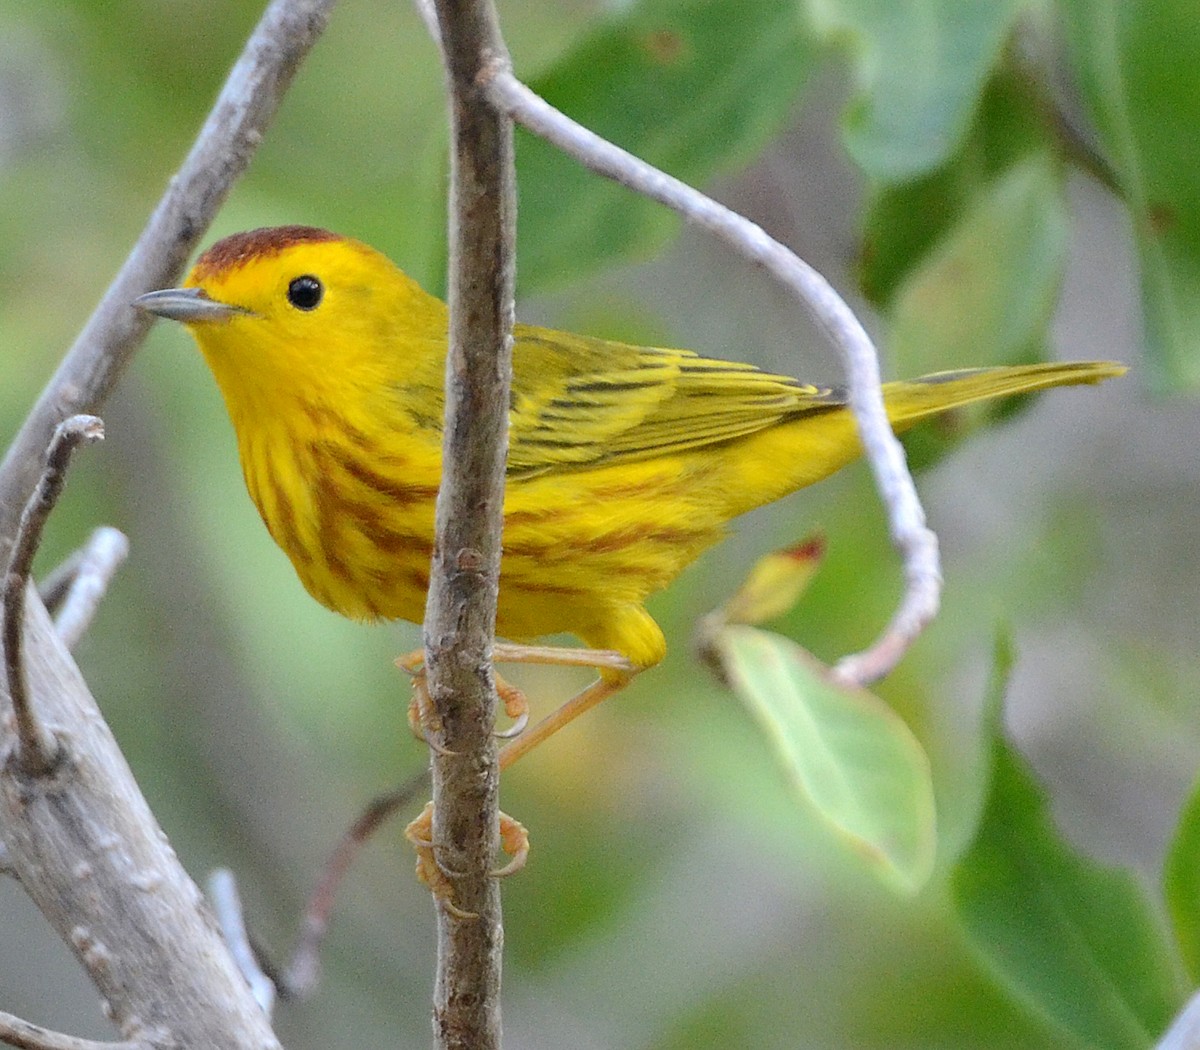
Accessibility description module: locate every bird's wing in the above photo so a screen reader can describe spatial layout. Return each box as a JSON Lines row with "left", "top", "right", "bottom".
{"left": 507, "top": 327, "right": 842, "bottom": 476}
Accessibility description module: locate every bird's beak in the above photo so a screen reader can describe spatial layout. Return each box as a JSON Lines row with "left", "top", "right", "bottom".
{"left": 132, "top": 287, "right": 247, "bottom": 324}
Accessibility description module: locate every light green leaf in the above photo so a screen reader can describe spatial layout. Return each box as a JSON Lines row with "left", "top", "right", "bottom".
{"left": 515, "top": 0, "right": 813, "bottom": 293}
{"left": 889, "top": 155, "right": 1067, "bottom": 375}
{"left": 716, "top": 625, "right": 936, "bottom": 894}
{"left": 886, "top": 156, "right": 1068, "bottom": 468}
{"left": 1164, "top": 772, "right": 1200, "bottom": 983}
{"left": 805, "top": 0, "right": 1024, "bottom": 180}
{"left": 860, "top": 64, "right": 1057, "bottom": 306}
{"left": 953, "top": 711, "right": 1183, "bottom": 1048}
{"left": 1059, "top": 0, "right": 1200, "bottom": 391}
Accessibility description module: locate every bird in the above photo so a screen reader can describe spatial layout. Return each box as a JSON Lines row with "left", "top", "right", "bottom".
{"left": 134, "top": 225, "right": 1126, "bottom": 767}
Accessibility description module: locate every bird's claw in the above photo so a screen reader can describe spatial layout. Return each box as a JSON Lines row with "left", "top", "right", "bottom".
{"left": 405, "top": 666, "right": 459, "bottom": 756}
{"left": 405, "top": 802, "right": 531, "bottom": 916}
{"left": 492, "top": 813, "right": 529, "bottom": 878}
{"left": 399, "top": 650, "right": 527, "bottom": 744}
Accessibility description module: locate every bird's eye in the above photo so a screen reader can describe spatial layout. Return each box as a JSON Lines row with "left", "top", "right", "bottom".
{"left": 287, "top": 275, "right": 324, "bottom": 311}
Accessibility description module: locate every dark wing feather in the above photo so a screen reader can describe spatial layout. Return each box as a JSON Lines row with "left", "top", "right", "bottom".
{"left": 507, "top": 325, "right": 842, "bottom": 476}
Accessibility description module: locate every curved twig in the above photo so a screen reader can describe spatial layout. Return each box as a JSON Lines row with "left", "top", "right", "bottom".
{"left": 479, "top": 71, "right": 941, "bottom": 686}
{"left": 283, "top": 770, "right": 431, "bottom": 999}
{"left": 3, "top": 416, "right": 104, "bottom": 775}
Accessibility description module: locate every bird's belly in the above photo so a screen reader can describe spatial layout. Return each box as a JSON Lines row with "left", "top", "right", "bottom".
{"left": 248, "top": 439, "right": 723, "bottom": 637}
{"left": 494, "top": 464, "right": 725, "bottom": 636}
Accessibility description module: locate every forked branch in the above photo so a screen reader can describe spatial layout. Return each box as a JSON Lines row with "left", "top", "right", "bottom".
{"left": 0, "top": 0, "right": 336, "bottom": 1045}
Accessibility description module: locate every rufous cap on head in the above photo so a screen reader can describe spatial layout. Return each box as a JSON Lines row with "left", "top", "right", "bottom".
{"left": 190, "top": 226, "right": 341, "bottom": 282}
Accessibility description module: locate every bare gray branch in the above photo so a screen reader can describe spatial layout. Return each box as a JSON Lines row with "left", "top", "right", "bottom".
{"left": 0, "top": 1011, "right": 144, "bottom": 1050}
{"left": 47, "top": 527, "right": 130, "bottom": 651}
{"left": 0, "top": 597, "right": 283, "bottom": 1049}
{"left": 422, "top": 0, "right": 516, "bottom": 1047}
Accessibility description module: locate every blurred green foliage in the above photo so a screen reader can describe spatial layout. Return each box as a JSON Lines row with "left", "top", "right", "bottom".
{"left": 1, "top": 0, "right": 1198, "bottom": 1047}
{"left": 1061, "top": 0, "right": 1200, "bottom": 392}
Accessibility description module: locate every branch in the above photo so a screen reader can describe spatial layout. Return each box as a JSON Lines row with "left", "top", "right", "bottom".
{"left": 0, "top": 1012, "right": 143, "bottom": 1050}
{"left": 480, "top": 72, "right": 941, "bottom": 686}
{"left": 0, "top": 0, "right": 335, "bottom": 1043}
{"left": 0, "top": 0, "right": 336, "bottom": 557}
{"left": 0, "top": 584, "right": 283, "bottom": 1048}
{"left": 44, "top": 527, "right": 130, "bottom": 651}
{"left": 283, "top": 770, "right": 430, "bottom": 998}
{"left": 208, "top": 870, "right": 276, "bottom": 1017}
{"left": 422, "top": 0, "right": 516, "bottom": 1047}
{"left": 4, "top": 416, "right": 104, "bottom": 776}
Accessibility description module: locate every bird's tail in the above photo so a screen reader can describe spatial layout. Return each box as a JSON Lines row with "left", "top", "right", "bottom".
{"left": 709, "top": 360, "right": 1126, "bottom": 521}
{"left": 880, "top": 360, "right": 1127, "bottom": 429}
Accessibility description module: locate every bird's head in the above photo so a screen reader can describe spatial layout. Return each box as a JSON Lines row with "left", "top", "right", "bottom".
{"left": 134, "top": 226, "right": 447, "bottom": 422}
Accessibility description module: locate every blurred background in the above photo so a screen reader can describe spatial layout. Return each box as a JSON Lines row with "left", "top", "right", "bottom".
{"left": 0, "top": 0, "right": 1195, "bottom": 1046}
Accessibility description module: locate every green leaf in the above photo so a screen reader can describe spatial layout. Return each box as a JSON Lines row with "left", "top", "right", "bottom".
{"left": 861, "top": 63, "right": 1058, "bottom": 305}
{"left": 952, "top": 706, "right": 1182, "bottom": 1048}
{"left": 715, "top": 625, "right": 936, "bottom": 894}
{"left": 889, "top": 155, "right": 1067, "bottom": 376}
{"left": 805, "top": 0, "right": 1025, "bottom": 181}
{"left": 886, "top": 155, "right": 1068, "bottom": 469}
{"left": 1059, "top": 0, "right": 1200, "bottom": 391}
{"left": 1164, "top": 773, "right": 1200, "bottom": 983}
{"left": 515, "top": 0, "right": 813, "bottom": 293}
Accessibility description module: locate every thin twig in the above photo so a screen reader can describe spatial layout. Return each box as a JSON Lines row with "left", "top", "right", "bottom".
{"left": 481, "top": 72, "right": 941, "bottom": 686}
{"left": 3, "top": 416, "right": 104, "bottom": 776}
{"left": 1158, "top": 988, "right": 1200, "bottom": 1050}
{"left": 283, "top": 770, "right": 431, "bottom": 999}
{"left": 47, "top": 527, "right": 130, "bottom": 650}
{"left": 207, "top": 870, "right": 276, "bottom": 1017}
{"left": 37, "top": 552, "right": 82, "bottom": 616}
{"left": 0, "top": 0, "right": 338, "bottom": 558}
{"left": 0, "top": 1012, "right": 143, "bottom": 1050}
{"left": 423, "top": 0, "right": 515, "bottom": 1046}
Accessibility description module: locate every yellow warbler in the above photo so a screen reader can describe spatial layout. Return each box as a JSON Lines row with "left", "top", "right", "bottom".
{"left": 135, "top": 225, "right": 1125, "bottom": 761}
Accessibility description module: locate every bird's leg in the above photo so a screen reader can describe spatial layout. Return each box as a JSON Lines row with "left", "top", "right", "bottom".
{"left": 498, "top": 673, "right": 632, "bottom": 769}
{"left": 492, "top": 641, "right": 633, "bottom": 672}
{"left": 399, "top": 641, "right": 636, "bottom": 899}
{"left": 487, "top": 642, "right": 639, "bottom": 770}
{"left": 399, "top": 641, "right": 637, "bottom": 765}
{"left": 401, "top": 640, "right": 637, "bottom": 767}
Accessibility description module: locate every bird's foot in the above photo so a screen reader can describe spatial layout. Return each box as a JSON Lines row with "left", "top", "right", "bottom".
{"left": 405, "top": 802, "right": 531, "bottom": 917}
